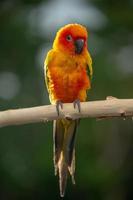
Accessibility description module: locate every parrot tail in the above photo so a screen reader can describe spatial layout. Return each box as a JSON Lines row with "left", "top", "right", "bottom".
{"left": 53, "top": 119, "right": 78, "bottom": 197}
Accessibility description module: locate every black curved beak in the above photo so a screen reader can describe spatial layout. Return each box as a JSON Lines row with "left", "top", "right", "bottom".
{"left": 75, "top": 39, "right": 84, "bottom": 54}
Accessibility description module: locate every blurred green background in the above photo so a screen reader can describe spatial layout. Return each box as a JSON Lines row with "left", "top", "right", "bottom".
{"left": 0, "top": 0, "right": 133, "bottom": 199}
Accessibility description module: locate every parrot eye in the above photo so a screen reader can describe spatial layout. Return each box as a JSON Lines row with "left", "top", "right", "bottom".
{"left": 66, "top": 35, "right": 72, "bottom": 42}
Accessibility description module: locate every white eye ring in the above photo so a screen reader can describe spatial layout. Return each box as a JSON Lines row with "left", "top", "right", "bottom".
{"left": 66, "top": 35, "right": 72, "bottom": 41}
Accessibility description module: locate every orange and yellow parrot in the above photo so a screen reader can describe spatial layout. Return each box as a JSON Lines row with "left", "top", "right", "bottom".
{"left": 44, "top": 24, "right": 93, "bottom": 197}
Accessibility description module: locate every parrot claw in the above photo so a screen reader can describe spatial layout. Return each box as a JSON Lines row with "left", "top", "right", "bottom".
{"left": 73, "top": 99, "right": 81, "bottom": 113}
{"left": 56, "top": 100, "right": 63, "bottom": 116}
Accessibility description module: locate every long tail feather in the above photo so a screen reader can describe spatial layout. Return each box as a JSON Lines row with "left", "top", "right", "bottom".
{"left": 58, "top": 152, "right": 68, "bottom": 197}
{"left": 53, "top": 120, "right": 64, "bottom": 175}
{"left": 53, "top": 119, "right": 78, "bottom": 197}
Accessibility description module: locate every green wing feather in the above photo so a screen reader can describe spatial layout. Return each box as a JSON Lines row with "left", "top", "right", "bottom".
{"left": 44, "top": 49, "right": 54, "bottom": 93}
{"left": 87, "top": 52, "right": 93, "bottom": 80}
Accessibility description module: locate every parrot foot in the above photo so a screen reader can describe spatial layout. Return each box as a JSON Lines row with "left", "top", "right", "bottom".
{"left": 56, "top": 100, "right": 63, "bottom": 116}
{"left": 73, "top": 99, "right": 81, "bottom": 113}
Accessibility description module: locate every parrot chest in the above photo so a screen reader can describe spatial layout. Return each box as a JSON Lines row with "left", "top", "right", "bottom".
{"left": 48, "top": 61, "right": 90, "bottom": 103}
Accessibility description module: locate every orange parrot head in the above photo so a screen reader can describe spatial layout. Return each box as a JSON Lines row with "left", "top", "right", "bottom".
{"left": 53, "top": 24, "right": 88, "bottom": 55}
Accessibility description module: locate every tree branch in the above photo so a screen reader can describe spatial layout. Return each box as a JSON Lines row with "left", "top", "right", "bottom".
{"left": 0, "top": 98, "right": 133, "bottom": 128}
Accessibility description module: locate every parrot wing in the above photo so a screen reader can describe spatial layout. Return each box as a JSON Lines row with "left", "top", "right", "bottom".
{"left": 44, "top": 49, "right": 54, "bottom": 93}
{"left": 87, "top": 52, "right": 93, "bottom": 80}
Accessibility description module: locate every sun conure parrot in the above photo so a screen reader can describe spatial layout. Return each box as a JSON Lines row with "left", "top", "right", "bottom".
{"left": 44, "top": 23, "right": 93, "bottom": 197}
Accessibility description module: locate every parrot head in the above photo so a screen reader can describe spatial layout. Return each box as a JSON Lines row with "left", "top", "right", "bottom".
{"left": 53, "top": 24, "right": 88, "bottom": 55}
